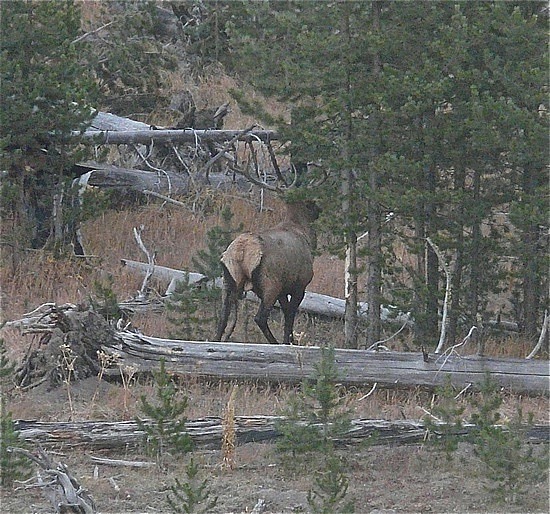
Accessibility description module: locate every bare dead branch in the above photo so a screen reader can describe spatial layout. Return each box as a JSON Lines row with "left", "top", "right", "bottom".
{"left": 133, "top": 226, "right": 155, "bottom": 296}
{"left": 526, "top": 309, "right": 549, "bottom": 359}
{"left": 142, "top": 190, "right": 189, "bottom": 208}
{"left": 89, "top": 456, "right": 155, "bottom": 468}
{"left": 427, "top": 237, "right": 452, "bottom": 354}
{"left": 9, "top": 447, "right": 97, "bottom": 514}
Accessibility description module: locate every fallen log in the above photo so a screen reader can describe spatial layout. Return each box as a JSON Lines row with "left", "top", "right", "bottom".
{"left": 9, "top": 305, "right": 546, "bottom": 395}
{"left": 120, "top": 260, "right": 521, "bottom": 332}
{"left": 119, "top": 259, "right": 410, "bottom": 325}
{"left": 80, "top": 128, "right": 278, "bottom": 145}
{"left": 74, "top": 162, "right": 250, "bottom": 197}
{"left": 87, "top": 111, "right": 150, "bottom": 131}
{"left": 13, "top": 417, "right": 550, "bottom": 450}
{"left": 109, "top": 333, "right": 550, "bottom": 395}
{"left": 75, "top": 162, "right": 191, "bottom": 194}
{"left": 83, "top": 111, "right": 279, "bottom": 143}
{"left": 121, "top": 259, "right": 207, "bottom": 287}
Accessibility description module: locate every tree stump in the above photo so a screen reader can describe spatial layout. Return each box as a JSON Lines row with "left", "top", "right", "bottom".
{"left": 15, "top": 306, "right": 117, "bottom": 389}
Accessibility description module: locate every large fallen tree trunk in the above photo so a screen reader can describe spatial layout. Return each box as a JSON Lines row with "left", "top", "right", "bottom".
{"left": 120, "top": 259, "right": 520, "bottom": 332}
{"left": 74, "top": 162, "right": 249, "bottom": 196}
{"left": 110, "top": 333, "right": 549, "bottom": 395}
{"left": 14, "top": 416, "right": 549, "bottom": 450}
{"left": 75, "top": 162, "right": 192, "bottom": 194}
{"left": 9, "top": 305, "right": 546, "bottom": 394}
{"left": 81, "top": 111, "right": 279, "bottom": 144}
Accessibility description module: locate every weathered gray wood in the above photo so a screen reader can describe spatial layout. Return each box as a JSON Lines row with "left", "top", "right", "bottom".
{"left": 81, "top": 128, "right": 278, "bottom": 145}
{"left": 13, "top": 417, "right": 549, "bottom": 450}
{"left": 75, "top": 162, "right": 249, "bottom": 196}
{"left": 10, "top": 304, "right": 546, "bottom": 394}
{"left": 88, "top": 111, "right": 151, "bottom": 132}
{"left": 121, "top": 260, "right": 521, "bottom": 332}
{"left": 121, "top": 259, "right": 207, "bottom": 286}
{"left": 9, "top": 447, "right": 97, "bottom": 513}
{"left": 88, "top": 456, "right": 155, "bottom": 468}
{"left": 109, "top": 333, "right": 550, "bottom": 395}
{"left": 75, "top": 162, "right": 191, "bottom": 193}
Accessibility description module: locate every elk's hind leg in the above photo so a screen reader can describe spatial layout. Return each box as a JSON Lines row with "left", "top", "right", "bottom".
{"left": 255, "top": 301, "right": 278, "bottom": 343}
{"left": 224, "top": 288, "right": 239, "bottom": 340}
{"left": 279, "top": 289, "right": 305, "bottom": 344}
{"left": 254, "top": 288, "right": 279, "bottom": 344}
{"left": 216, "top": 267, "right": 238, "bottom": 341}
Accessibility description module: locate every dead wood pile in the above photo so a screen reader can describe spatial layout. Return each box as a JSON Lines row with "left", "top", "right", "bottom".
{"left": 9, "top": 447, "right": 96, "bottom": 514}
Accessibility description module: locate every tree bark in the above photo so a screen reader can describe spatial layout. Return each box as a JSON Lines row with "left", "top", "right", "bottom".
{"left": 448, "top": 164, "right": 466, "bottom": 345}
{"left": 342, "top": 3, "right": 358, "bottom": 349}
{"left": 467, "top": 168, "right": 482, "bottom": 328}
{"left": 365, "top": 1, "right": 383, "bottom": 348}
{"left": 520, "top": 164, "right": 541, "bottom": 339}
{"left": 80, "top": 111, "right": 279, "bottom": 144}
{"left": 80, "top": 128, "right": 278, "bottom": 145}
{"left": 14, "top": 417, "right": 549, "bottom": 450}
{"left": 105, "top": 332, "right": 549, "bottom": 395}
{"left": 425, "top": 162, "right": 440, "bottom": 345}
{"left": 12, "top": 305, "right": 541, "bottom": 395}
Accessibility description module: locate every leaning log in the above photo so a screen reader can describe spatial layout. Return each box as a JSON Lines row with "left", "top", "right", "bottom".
{"left": 87, "top": 111, "right": 151, "bottom": 131}
{"left": 13, "top": 417, "right": 549, "bottom": 450}
{"left": 74, "top": 162, "right": 191, "bottom": 194}
{"left": 81, "top": 111, "right": 279, "bottom": 143}
{"left": 120, "top": 260, "right": 521, "bottom": 332}
{"left": 109, "top": 333, "right": 550, "bottom": 395}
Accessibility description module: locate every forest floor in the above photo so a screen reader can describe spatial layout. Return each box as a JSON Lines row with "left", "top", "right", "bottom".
{"left": 1, "top": 195, "right": 548, "bottom": 514}
{"left": 1, "top": 372, "right": 549, "bottom": 514}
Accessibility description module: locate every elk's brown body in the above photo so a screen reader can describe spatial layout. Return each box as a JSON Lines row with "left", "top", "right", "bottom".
{"left": 216, "top": 200, "right": 319, "bottom": 344}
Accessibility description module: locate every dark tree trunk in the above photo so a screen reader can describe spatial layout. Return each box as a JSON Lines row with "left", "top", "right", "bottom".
{"left": 365, "top": 0, "right": 383, "bottom": 348}
{"left": 520, "top": 165, "right": 541, "bottom": 339}
{"left": 448, "top": 165, "right": 466, "bottom": 345}
{"left": 342, "top": 3, "right": 358, "bottom": 349}
{"left": 424, "top": 163, "right": 439, "bottom": 346}
{"left": 467, "top": 169, "right": 482, "bottom": 327}
{"left": 366, "top": 179, "right": 382, "bottom": 347}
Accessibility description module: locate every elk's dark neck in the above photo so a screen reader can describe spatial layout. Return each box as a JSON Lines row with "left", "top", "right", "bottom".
{"left": 284, "top": 202, "right": 317, "bottom": 250}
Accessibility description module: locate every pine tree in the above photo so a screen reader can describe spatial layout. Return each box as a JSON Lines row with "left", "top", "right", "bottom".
{"left": 136, "top": 359, "right": 193, "bottom": 469}
{"left": 0, "top": 1, "right": 98, "bottom": 252}
{"left": 0, "top": 339, "right": 31, "bottom": 487}
{"left": 223, "top": 1, "right": 549, "bottom": 348}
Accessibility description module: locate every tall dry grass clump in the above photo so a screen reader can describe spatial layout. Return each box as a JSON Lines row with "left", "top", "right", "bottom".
{"left": 221, "top": 384, "right": 238, "bottom": 471}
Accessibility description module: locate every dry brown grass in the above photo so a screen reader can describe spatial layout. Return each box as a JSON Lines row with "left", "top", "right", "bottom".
{"left": 8, "top": 366, "right": 549, "bottom": 426}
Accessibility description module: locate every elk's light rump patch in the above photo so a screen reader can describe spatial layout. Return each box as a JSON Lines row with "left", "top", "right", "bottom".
{"left": 221, "top": 233, "right": 263, "bottom": 291}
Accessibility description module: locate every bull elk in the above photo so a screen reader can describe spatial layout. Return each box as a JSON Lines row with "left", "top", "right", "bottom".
{"left": 216, "top": 199, "right": 320, "bottom": 344}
